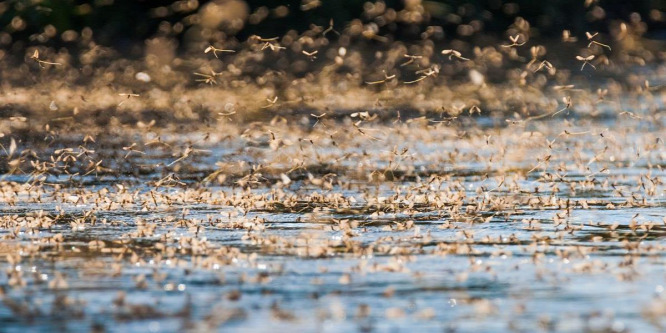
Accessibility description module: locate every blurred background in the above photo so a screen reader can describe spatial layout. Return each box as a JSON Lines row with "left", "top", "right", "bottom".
{"left": 1, "top": 0, "right": 664, "bottom": 56}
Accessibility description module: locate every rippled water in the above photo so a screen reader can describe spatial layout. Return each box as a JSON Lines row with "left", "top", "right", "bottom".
{"left": 0, "top": 116, "right": 665, "bottom": 332}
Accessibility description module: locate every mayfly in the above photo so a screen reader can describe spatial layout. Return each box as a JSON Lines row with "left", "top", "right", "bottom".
{"left": 586, "top": 32, "right": 611, "bottom": 51}
{"left": 118, "top": 93, "right": 139, "bottom": 106}
{"left": 322, "top": 19, "right": 340, "bottom": 37}
{"left": 310, "top": 113, "right": 327, "bottom": 128}
{"left": 404, "top": 66, "right": 439, "bottom": 84}
{"left": 502, "top": 35, "right": 526, "bottom": 48}
{"left": 218, "top": 110, "right": 237, "bottom": 119}
{"left": 122, "top": 143, "right": 145, "bottom": 159}
{"left": 204, "top": 45, "right": 235, "bottom": 58}
{"left": 262, "top": 42, "right": 285, "bottom": 52}
{"left": 30, "top": 49, "right": 61, "bottom": 67}
{"left": 562, "top": 30, "right": 578, "bottom": 42}
{"left": 118, "top": 93, "right": 139, "bottom": 98}
{"left": 262, "top": 96, "right": 279, "bottom": 108}
{"left": 527, "top": 46, "right": 541, "bottom": 66}
{"left": 441, "top": 49, "right": 469, "bottom": 61}
{"left": 194, "top": 70, "right": 221, "bottom": 85}
{"left": 576, "top": 55, "right": 596, "bottom": 70}
{"left": 366, "top": 70, "right": 396, "bottom": 85}
{"left": 469, "top": 105, "right": 482, "bottom": 115}
{"left": 533, "top": 60, "right": 554, "bottom": 73}
{"left": 553, "top": 85, "right": 576, "bottom": 91}
{"left": 400, "top": 54, "right": 423, "bottom": 67}
{"left": 250, "top": 35, "right": 285, "bottom": 52}
{"left": 512, "top": 96, "right": 572, "bottom": 124}
{"left": 302, "top": 50, "right": 318, "bottom": 61}
{"left": 551, "top": 96, "right": 572, "bottom": 117}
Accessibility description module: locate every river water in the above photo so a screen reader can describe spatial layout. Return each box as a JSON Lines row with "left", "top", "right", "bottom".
{"left": 0, "top": 114, "right": 664, "bottom": 332}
